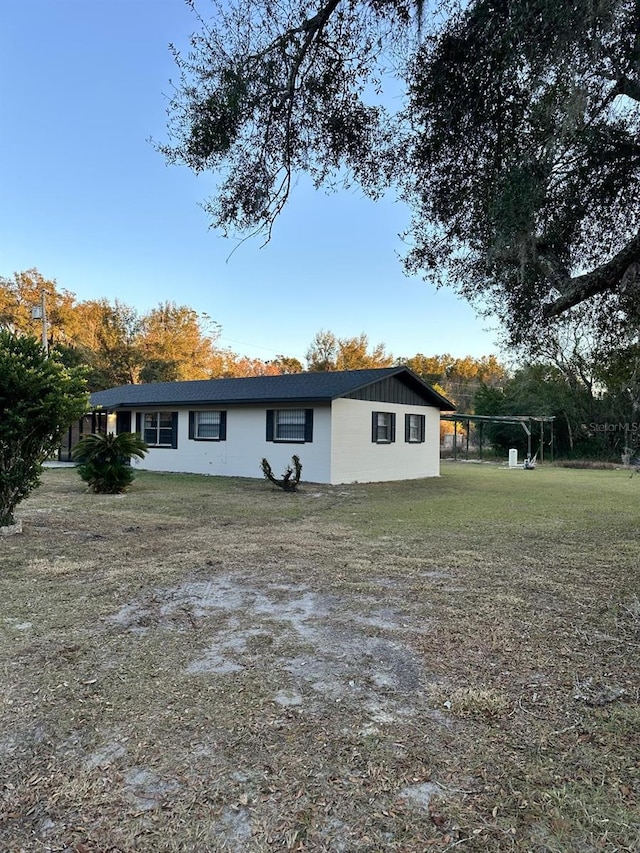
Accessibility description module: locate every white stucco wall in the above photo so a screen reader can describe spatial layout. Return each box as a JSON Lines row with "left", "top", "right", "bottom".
{"left": 109, "top": 397, "right": 441, "bottom": 484}
{"left": 128, "top": 405, "right": 332, "bottom": 483}
{"left": 329, "top": 398, "right": 441, "bottom": 484}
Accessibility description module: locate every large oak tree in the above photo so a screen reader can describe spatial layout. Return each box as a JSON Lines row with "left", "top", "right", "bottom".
{"left": 160, "top": 0, "right": 639, "bottom": 346}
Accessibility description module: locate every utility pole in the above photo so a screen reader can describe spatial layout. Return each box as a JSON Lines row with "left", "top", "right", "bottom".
{"left": 31, "top": 291, "right": 49, "bottom": 356}
{"left": 41, "top": 290, "right": 48, "bottom": 355}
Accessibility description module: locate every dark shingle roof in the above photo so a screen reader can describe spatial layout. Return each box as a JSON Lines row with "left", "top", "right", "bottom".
{"left": 90, "top": 367, "right": 455, "bottom": 410}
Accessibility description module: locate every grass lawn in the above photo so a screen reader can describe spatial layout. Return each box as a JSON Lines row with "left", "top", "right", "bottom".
{"left": 1, "top": 462, "right": 638, "bottom": 852}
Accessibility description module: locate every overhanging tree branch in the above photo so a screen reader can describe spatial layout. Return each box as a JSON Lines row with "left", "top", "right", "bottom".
{"left": 161, "top": 0, "right": 640, "bottom": 348}
{"left": 544, "top": 230, "right": 640, "bottom": 317}
{"left": 615, "top": 75, "right": 640, "bottom": 101}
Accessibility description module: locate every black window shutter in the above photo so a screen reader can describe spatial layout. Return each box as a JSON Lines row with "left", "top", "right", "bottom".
{"left": 171, "top": 412, "right": 179, "bottom": 448}
{"left": 135, "top": 412, "right": 142, "bottom": 435}
{"left": 372, "top": 411, "right": 378, "bottom": 442}
{"left": 304, "top": 409, "right": 314, "bottom": 442}
{"left": 188, "top": 411, "right": 195, "bottom": 439}
{"left": 404, "top": 414, "right": 411, "bottom": 443}
{"left": 390, "top": 413, "right": 396, "bottom": 443}
{"left": 219, "top": 411, "right": 227, "bottom": 441}
{"left": 420, "top": 415, "right": 426, "bottom": 443}
{"left": 266, "top": 410, "right": 274, "bottom": 441}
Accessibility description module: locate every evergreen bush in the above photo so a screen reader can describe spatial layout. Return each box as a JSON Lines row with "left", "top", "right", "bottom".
{"left": 0, "top": 331, "right": 88, "bottom": 527}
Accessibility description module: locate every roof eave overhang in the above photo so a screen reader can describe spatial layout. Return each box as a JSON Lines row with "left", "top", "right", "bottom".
{"left": 90, "top": 396, "right": 334, "bottom": 410}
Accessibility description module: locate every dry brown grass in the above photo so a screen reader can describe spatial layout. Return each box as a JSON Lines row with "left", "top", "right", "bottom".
{"left": 1, "top": 463, "right": 638, "bottom": 852}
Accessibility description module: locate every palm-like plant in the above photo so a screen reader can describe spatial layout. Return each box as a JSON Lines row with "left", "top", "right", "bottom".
{"left": 72, "top": 432, "right": 148, "bottom": 493}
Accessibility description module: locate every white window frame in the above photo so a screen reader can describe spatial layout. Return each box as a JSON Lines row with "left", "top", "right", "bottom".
{"left": 407, "top": 413, "right": 424, "bottom": 443}
{"left": 275, "top": 409, "right": 306, "bottom": 442}
{"left": 194, "top": 410, "right": 222, "bottom": 440}
{"left": 374, "top": 411, "right": 393, "bottom": 443}
{"left": 143, "top": 411, "right": 175, "bottom": 447}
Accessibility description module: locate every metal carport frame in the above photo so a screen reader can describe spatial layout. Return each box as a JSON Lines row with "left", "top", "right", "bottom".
{"left": 440, "top": 413, "right": 556, "bottom": 462}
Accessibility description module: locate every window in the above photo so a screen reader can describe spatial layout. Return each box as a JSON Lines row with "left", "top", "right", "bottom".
{"left": 189, "top": 410, "right": 227, "bottom": 441}
{"left": 405, "top": 413, "right": 426, "bottom": 443}
{"left": 371, "top": 411, "right": 396, "bottom": 443}
{"left": 136, "top": 411, "right": 178, "bottom": 448}
{"left": 266, "top": 409, "right": 313, "bottom": 443}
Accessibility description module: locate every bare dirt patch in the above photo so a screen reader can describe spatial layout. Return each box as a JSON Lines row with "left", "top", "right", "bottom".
{"left": 109, "top": 574, "right": 431, "bottom": 721}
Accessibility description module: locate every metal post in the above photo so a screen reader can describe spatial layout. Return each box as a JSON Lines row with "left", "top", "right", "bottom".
{"left": 30, "top": 291, "right": 48, "bottom": 356}
{"left": 466, "top": 422, "right": 470, "bottom": 460}
{"left": 520, "top": 422, "right": 532, "bottom": 458}
{"left": 454, "top": 420, "right": 458, "bottom": 461}
{"left": 479, "top": 421, "right": 483, "bottom": 460}
{"left": 40, "top": 291, "right": 48, "bottom": 356}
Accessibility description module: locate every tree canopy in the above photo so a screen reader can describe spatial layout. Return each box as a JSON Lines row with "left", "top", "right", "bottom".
{"left": 306, "top": 330, "right": 394, "bottom": 370}
{"left": 0, "top": 270, "right": 284, "bottom": 389}
{"left": 160, "top": 0, "right": 640, "bottom": 346}
{"left": 402, "top": 352, "right": 506, "bottom": 410}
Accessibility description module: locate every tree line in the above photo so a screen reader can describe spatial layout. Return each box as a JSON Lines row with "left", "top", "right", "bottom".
{"left": 0, "top": 270, "right": 506, "bottom": 400}
{"left": 0, "top": 269, "right": 292, "bottom": 389}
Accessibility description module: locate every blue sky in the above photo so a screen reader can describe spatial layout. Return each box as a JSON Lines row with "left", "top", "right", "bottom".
{"left": 0, "top": 0, "right": 501, "bottom": 364}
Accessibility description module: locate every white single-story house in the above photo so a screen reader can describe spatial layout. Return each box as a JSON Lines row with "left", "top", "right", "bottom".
{"left": 88, "top": 367, "right": 455, "bottom": 485}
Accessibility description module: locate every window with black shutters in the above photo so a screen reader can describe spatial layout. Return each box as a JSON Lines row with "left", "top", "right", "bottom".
{"left": 405, "top": 413, "right": 426, "bottom": 443}
{"left": 189, "top": 410, "right": 227, "bottom": 441}
{"left": 266, "top": 409, "right": 313, "bottom": 443}
{"left": 372, "top": 411, "right": 396, "bottom": 443}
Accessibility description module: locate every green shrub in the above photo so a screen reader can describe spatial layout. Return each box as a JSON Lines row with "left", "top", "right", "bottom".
{"left": 0, "top": 331, "right": 88, "bottom": 526}
{"left": 73, "top": 431, "right": 148, "bottom": 494}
